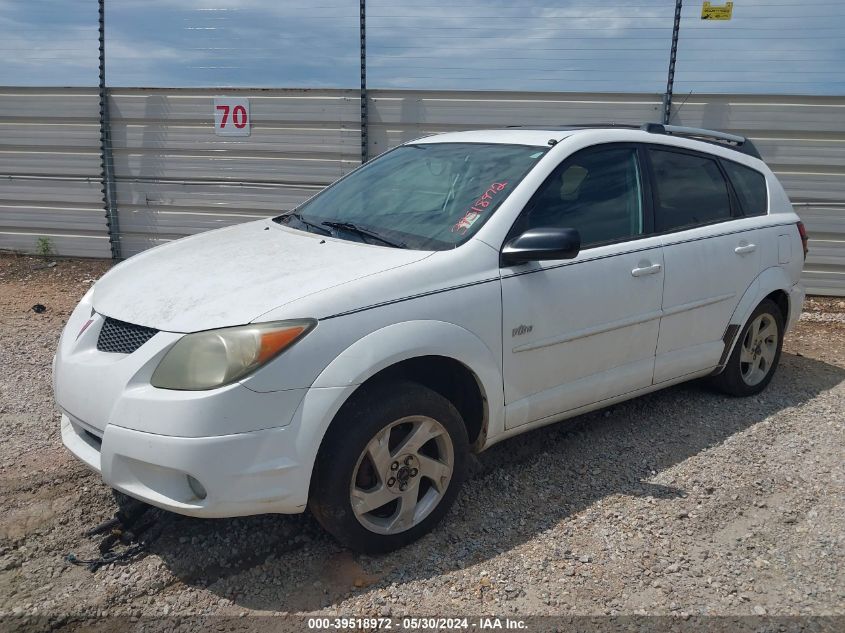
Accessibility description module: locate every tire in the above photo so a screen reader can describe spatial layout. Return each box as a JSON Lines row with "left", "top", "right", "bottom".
{"left": 111, "top": 489, "right": 152, "bottom": 514}
{"left": 711, "top": 298, "right": 784, "bottom": 397}
{"left": 309, "top": 380, "right": 469, "bottom": 553}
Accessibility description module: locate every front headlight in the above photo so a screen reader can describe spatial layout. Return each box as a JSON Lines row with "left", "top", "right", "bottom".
{"left": 151, "top": 319, "right": 316, "bottom": 390}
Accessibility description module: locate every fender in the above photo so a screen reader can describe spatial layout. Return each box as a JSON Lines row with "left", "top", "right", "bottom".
{"left": 313, "top": 319, "right": 501, "bottom": 390}
{"left": 716, "top": 266, "right": 793, "bottom": 372}
{"left": 283, "top": 320, "right": 506, "bottom": 506}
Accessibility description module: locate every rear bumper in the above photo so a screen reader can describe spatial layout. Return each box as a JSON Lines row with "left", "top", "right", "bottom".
{"left": 62, "top": 412, "right": 308, "bottom": 517}
{"left": 786, "top": 282, "right": 805, "bottom": 333}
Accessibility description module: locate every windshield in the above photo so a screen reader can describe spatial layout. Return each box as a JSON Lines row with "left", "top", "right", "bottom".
{"left": 274, "top": 142, "right": 547, "bottom": 250}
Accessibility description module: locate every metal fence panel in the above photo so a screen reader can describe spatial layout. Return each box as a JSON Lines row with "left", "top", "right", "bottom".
{"left": 106, "top": 88, "right": 360, "bottom": 257}
{"left": 367, "top": 90, "right": 664, "bottom": 156}
{"left": 0, "top": 87, "right": 110, "bottom": 257}
{"left": 0, "top": 87, "right": 843, "bottom": 295}
{"left": 670, "top": 94, "right": 845, "bottom": 295}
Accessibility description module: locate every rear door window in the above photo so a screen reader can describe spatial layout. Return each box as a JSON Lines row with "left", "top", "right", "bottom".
{"left": 722, "top": 160, "right": 768, "bottom": 216}
{"left": 649, "top": 148, "right": 732, "bottom": 232}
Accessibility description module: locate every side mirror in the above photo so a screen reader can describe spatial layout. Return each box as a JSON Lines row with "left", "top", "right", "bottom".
{"left": 502, "top": 227, "right": 581, "bottom": 265}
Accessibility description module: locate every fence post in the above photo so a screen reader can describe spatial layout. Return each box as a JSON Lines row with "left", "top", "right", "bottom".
{"left": 98, "top": 0, "right": 121, "bottom": 260}
{"left": 662, "top": 0, "right": 683, "bottom": 124}
{"left": 359, "top": 0, "right": 368, "bottom": 164}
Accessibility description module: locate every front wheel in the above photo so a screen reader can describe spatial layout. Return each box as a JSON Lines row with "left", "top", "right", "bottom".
{"left": 309, "top": 381, "right": 468, "bottom": 553}
{"left": 711, "top": 298, "right": 784, "bottom": 397}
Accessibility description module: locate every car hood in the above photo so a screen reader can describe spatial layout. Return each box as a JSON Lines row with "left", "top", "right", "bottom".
{"left": 92, "top": 220, "right": 433, "bottom": 332}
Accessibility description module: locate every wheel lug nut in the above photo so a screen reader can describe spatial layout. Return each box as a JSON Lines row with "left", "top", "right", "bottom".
{"left": 387, "top": 477, "right": 396, "bottom": 486}
{"left": 410, "top": 468, "right": 418, "bottom": 477}
{"left": 399, "top": 483, "right": 407, "bottom": 491}
{"left": 404, "top": 456, "right": 413, "bottom": 466}
{"left": 390, "top": 462, "right": 399, "bottom": 471}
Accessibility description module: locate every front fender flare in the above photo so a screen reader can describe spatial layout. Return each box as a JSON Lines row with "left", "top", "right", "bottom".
{"left": 288, "top": 321, "right": 505, "bottom": 505}
{"left": 313, "top": 320, "right": 505, "bottom": 444}
{"left": 313, "top": 319, "right": 501, "bottom": 392}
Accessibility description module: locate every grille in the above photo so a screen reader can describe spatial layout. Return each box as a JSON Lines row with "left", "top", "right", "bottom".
{"left": 96, "top": 317, "right": 158, "bottom": 354}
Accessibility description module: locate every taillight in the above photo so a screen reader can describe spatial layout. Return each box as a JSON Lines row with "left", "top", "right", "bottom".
{"left": 796, "top": 221, "right": 809, "bottom": 260}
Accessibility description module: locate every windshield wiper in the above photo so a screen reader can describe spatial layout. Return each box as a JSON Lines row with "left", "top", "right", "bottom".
{"left": 321, "top": 221, "right": 406, "bottom": 249}
{"left": 279, "top": 211, "right": 332, "bottom": 236}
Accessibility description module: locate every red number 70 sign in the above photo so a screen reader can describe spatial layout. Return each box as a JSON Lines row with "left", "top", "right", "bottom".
{"left": 213, "top": 98, "right": 251, "bottom": 137}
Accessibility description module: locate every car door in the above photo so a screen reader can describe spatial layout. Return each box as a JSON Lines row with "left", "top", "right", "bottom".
{"left": 646, "top": 146, "right": 763, "bottom": 384}
{"left": 501, "top": 144, "right": 665, "bottom": 430}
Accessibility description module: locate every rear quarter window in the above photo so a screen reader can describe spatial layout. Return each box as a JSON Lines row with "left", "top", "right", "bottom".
{"left": 722, "top": 160, "right": 768, "bottom": 217}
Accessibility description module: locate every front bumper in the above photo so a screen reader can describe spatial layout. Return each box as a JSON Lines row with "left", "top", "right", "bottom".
{"left": 55, "top": 301, "right": 359, "bottom": 517}
{"left": 62, "top": 413, "right": 307, "bottom": 516}
{"left": 61, "top": 379, "right": 357, "bottom": 517}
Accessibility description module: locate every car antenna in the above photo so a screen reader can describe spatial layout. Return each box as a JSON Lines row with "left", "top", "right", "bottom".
{"left": 669, "top": 90, "right": 694, "bottom": 124}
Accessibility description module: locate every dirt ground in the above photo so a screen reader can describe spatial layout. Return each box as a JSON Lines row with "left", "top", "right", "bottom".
{"left": 0, "top": 254, "right": 843, "bottom": 629}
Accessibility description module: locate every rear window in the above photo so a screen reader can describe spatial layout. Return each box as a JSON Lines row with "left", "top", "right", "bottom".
{"left": 722, "top": 160, "right": 768, "bottom": 217}
{"left": 649, "top": 149, "right": 732, "bottom": 232}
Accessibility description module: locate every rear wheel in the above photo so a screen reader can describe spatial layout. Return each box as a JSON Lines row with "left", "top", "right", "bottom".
{"left": 712, "top": 299, "right": 784, "bottom": 396}
{"left": 309, "top": 380, "right": 468, "bottom": 553}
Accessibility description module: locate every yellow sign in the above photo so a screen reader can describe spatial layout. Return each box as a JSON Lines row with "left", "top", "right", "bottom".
{"left": 701, "top": 1, "right": 733, "bottom": 20}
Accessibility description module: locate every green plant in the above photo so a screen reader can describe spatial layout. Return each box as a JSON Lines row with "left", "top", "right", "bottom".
{"left": 36, "top": 236, "right": 54, "bottom": 258}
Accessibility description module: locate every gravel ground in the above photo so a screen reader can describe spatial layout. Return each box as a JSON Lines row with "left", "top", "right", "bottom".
{"left": 0, "top": 254, "right": 843, "bottom": 628}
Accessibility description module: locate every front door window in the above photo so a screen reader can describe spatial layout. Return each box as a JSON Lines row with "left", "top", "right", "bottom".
{"left": 515, "top": 147, "right": 644, "bottom": 248}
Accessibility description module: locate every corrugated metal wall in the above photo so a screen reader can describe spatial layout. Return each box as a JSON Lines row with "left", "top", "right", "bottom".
{"left": 672, "top": 94, "right": 845, "bottom": 297}
{"left": 0, "top": 88, "right": 842, "bottom": 295}
{"left": 107, "top": 88, "right": 361, "bottom": 256}
{"left": 0, "top": 87, "right": 110, "bottom": 257}
{"left": 367, "top": 91, "right": 845, "bottom": 295}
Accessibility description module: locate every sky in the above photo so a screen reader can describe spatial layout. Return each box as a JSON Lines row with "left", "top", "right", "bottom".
{"left": 1, "top": 0, "right": 843, "bottom": 94}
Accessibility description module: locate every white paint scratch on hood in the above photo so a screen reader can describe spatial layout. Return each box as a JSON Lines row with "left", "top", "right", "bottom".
{"left": 92, "top": 220, "right": 432, "bottom": 332}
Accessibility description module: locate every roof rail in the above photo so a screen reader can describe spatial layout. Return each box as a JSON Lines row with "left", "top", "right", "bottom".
{"left": 559, "top": 123, "right": 642, "bottom": 129}
{"left": 641, "top": 123, "right": 761, "bottom": 159}
{"left": 504, "top": 123, "right": 641, "bottom": 130}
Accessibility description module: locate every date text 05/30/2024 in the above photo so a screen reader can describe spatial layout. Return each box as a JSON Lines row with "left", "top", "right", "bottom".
{"left": 307, "top": 617, "right": 527, "bottom": 630}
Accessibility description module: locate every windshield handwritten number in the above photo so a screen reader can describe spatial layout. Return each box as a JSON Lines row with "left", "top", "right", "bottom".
{"left": 216, "top": 105, "right": 230, "bottom": 128}
{"left": 452, "top": 182, "right": 508, "bottom": 235}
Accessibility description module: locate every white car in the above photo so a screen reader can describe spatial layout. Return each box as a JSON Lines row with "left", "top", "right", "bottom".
{"left": 54, "top": 124, "right": 807, "bottom": 552}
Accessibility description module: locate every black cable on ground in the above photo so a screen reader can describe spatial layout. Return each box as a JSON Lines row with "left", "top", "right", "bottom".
{"left": 66, "top": 499, "right": 166, "bottom": 572}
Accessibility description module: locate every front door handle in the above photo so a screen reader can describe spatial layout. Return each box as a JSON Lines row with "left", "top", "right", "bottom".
{"left": 735, "top": 243, "right": 757, "bottom": 255}
{"left": 631, "top": 263, "right": 662, "bottom": 277}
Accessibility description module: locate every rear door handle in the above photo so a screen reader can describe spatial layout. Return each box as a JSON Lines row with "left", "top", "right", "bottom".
{"left": 735, "top": 243, "right": 757, "bottom": 255}
{"left": 631, "top": 263, "right": 662, "bottom": 277}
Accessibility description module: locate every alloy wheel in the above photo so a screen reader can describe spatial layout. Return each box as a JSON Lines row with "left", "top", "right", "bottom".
{"left": 740, "top": 313, "right": 779, "bottom": 386}
{"left": 349, "top": 415, "right": 454, "bottom": 535}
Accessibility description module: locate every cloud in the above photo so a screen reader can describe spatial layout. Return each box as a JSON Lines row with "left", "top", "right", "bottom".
{"left": 0, "top": 0, "right": 842, "bottom": 94}
{"left": 0, "top": 6, "right": 97, "bottom": 86}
